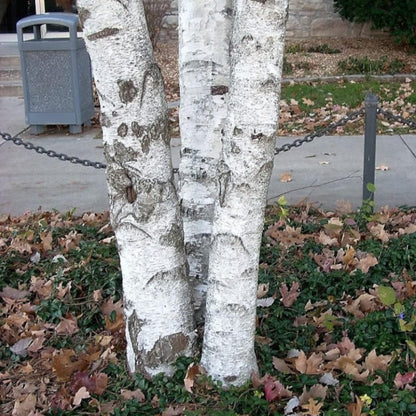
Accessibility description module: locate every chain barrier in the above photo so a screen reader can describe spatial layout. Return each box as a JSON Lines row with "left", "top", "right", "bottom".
{"left": 1, "top": 106, "right": 415, "bottom": 170}
{"left": 377, "top": 108, "right": 416, "bottom": 130}
{"left": 0, "top": 131, "right": 107, "bottom": 170}
{"left": 274, "top": 108, "right": 365, "bottom": 155}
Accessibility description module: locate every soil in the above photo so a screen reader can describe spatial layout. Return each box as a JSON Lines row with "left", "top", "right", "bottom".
{"left": 155, "top": 37, "right": 416, "bottom": 102}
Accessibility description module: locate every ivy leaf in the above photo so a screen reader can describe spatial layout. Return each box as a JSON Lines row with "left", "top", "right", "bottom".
{"left": 406, "top": 340, "right": 416, "bottom": 354}
{"left": 377, "top": 286, "right": 396, "bottom": 306}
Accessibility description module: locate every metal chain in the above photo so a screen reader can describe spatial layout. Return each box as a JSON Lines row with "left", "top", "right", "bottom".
{"left": 274, "top": 108, "right": 366, "bottom": 155}
{"left": 377, "top": 108, "right": 416, "bottom": 129}
{"left": 0, "top": 131, "right": 182, "bottom": 173}
{"left": 2, "top": 105, "right": 414, "bottom": 172}
{"left": 0, "top": 131, "right": 107, "bottom": 169}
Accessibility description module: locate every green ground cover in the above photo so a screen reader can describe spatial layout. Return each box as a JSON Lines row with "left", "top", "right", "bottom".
{"left": 1, "top": 204, "right": 415, "bottom": 415}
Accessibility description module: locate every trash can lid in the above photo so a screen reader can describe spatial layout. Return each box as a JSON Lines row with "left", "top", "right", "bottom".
{"left": 17, "top": 13, "right": 79, "bottom": 32}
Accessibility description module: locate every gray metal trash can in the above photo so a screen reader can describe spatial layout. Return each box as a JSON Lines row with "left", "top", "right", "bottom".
{"left": 17, "top": 13, "right": 94, "bottom": 134}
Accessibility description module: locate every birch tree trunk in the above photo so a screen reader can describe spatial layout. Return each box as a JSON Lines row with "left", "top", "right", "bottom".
{"left": 201, "top": 0, "right": 289, "bottom": 387}
{"left": 78, "top": 0, "right": 196, "bottom": 377}
{"left": 178, "top": 0, "right": 232, "bottom": 317}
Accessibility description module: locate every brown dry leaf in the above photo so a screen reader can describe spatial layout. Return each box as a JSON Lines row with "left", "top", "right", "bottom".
{"left": 280, "top": 282, "right": 300, "bottom": 307}
{"left": 394, "top": 371, "right": 416, "bottom": 389}
{"left": 55, "top": 315, "right": 79, "bottom": 336}
{"left": 357, "top": 253, "right": 378, "bottom": 273}
{"left": 10, "top": 238, "right": 32, "bottom": 254}
{"left": 364, "top": 349, "right": 392, "bottom": 373}
{"left": 295, "top": 351, "right": 323, "bottom": 375}
{"left": 302, "top": 97, "right": 315, "bottom": 106}
{"left": 12, "top": 393, "right": 37, "bottom": 416}
{"left": 257, "top": 283, "right": 270, "bottom": 298}
{"left": 30, "top": 277, "right": 53, "bottom": 299}
{"left": 343, "top": 293, "right": 377, "bottom": 318}
{"left": 104, "top": 312, "right": 125, "bottom": 332}
{"left": 334, "top": 356, "right": 369, "bottom": 382}
{"left": 301, "top": 398, "right": 324, "bottom": 416}
{"left": 272, "top": 356, "right": 295, "bottom": 374}
{"left": 399, "top": 223, "right": 416, "bottom": 235}
{"left": 101, "top": 297, "right": 123, "bottom": 316}
{"left": 120, "top": 388, "right": 146, "bottom": 402}
{"left": 369, "top": 223, "right": 390, "bottom": 243}
{"left": 52, "top": 349, "right": 89, "bottom": 381}
{"left": 341, "top": 246, "right": 356, "bottom": 266}
{"left": 347, "top": 395, "right": 364, "bottom": 416}
{"left": 299, "top": 383, "right": 328, "bottom": 406}
{"left": 55, "top": 282, "right": 72, "bottom": 300}
{"left": 318, "top": 231, "right": 338, "bottom": 246}
{"left": 264, "top": 376, "right": 293, "bottom": 402}
{"left": 162, "top": 406, "right": 186, "bottom": 416}
{"left": 72, "top": 386, "right": 90, "bottom": 406}
{"left": 90, "top": 373, "right": 108, "bottom": 395}
{"left": 255, "top": 335, "right": 273, "bottom": 345}
{"left": 336, "top": 200, "right": 353, "bottom": 215}
{"left": 40, "top": 231, "right": 53, "bottom": 252}
{"left": 280, "top": 172, "right": 293, "bottom": 183}
{"left": 184, "top": 362, "right": 201, "bottom": 393}
{"left": 0, "top": 286, "right": 30, "bottom": 300}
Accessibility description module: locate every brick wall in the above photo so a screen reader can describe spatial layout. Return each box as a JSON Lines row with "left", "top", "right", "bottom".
{"left": 160, "top": 0, "right": 386, "bottom": 42}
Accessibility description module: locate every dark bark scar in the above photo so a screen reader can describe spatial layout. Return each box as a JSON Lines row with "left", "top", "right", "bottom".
{"left": 117, "top": 123, "right": 128, "bottom": 137}
{"left": 118, "top": 80, "right": 138, "bottom": 104}
{"left": 211, "top": 85, "right": 229, "bottom": 96}
{"left": 87, "top": 27, "right": 120, "bottom": 41}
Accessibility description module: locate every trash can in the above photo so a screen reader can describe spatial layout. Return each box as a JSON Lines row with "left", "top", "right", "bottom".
{"left": 17, "top": 13, "right": 94, "bottom": 134}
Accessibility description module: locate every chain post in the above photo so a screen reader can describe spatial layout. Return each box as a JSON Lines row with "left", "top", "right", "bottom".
{"left": 362, "top": 94, "right": 378, "bottom": 209}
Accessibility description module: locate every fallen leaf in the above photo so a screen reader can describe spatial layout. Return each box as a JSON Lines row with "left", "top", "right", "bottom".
{"left": 41, "top": 231, "right": 53, "bottom": 252}
{"left": 285, "top": 397, "right": 301, "bottom": 415}
{"left": 301, "top": 398, "right": 323, "bottom": 416}
{"left": 120, "top": 388, "right": 145, "bottom": 402}
{"left": 357, "top": 253, "right": 378, "bottom": 273}
{"left": 257, "top": 297, "right": 275, "bottom": 308}
{"left": 280, "top": 172, "right": 293, "bottom": 183}
{"left": 280, "top": 282, "right": 300, "bottom": 307}
{"left": 347, "top": 395, "right": 364, "bottom": 416}
{"left": 394, "top": 371, "right": 416, "bottom": 389}
{"left": 162, "top": 406, "right": 186, "bottom": 416}
{"left": 295, "top": 351, "right": 323, "bottom": 375}
{"left": 184, "top": 363, "right": 201, "bottom": 393}
{"left": 257, "top": 283, "right": 269, "bottom": 298}
{"left": 273, "top": 356, "right": 295, "bottom": 374}
{"left": 264, "top": 376, "right": 292, "bottom": 402}
{"left": 364, "top": 349, "right": 392, "bottom": 373}
{"left": 12, "top": 393, "right": 37, "bottom": 416}
{"left": 302, "top": 97, "right": 315, "bottom": 106}
{"left": 0, "top": 286, "right": 30, "bottom": 300}
{"left": 56, "top": 315, "right": 79, "bottom": 335}
{"left": 319, "top": 372, "right": 339, "bottom": 386}
{"left": 10, "top": 338, "right": 33, "bottom": 357}
{"left": 72, "top": 386, "right": 90, "bottom": 406}
{"left": 52, "top": 349, "right": 89, "bottom": 381}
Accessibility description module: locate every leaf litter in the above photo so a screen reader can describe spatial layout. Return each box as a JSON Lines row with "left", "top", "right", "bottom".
{"left": 0, "top": 204, "right": 416, "bottom": 415}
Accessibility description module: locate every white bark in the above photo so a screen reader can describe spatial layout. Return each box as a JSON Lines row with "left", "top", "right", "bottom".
{"left": 178, "top": 0, "right": 232, "bottom": 316}
{"left": 201, "top": 0, "right": 289, "bottom": 387}
{"left": 78, "top": 0, "right": 195, "bottom": 377}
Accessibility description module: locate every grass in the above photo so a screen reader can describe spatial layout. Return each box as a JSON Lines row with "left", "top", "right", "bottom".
{"left": 1, "top": 205, "right": 416, "bottom": 415}
{"left": 278, "top": 79, "right": 416, "bottom": 135}
{"left": 281, "top": 80, "right": 416, "bottom": 112}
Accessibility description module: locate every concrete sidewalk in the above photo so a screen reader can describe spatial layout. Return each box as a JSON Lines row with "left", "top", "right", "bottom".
{"left": 1, "top": 96, "right": 416, "bottom": 216}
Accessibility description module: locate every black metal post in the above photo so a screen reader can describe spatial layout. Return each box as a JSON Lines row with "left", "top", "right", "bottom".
{"left": 362, "top": 94, "right": 378, "bottom": 207}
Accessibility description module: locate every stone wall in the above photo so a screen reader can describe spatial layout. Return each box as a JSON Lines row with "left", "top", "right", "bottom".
{"left": 160, "top": 0, "right": 387, "bottom": 42}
